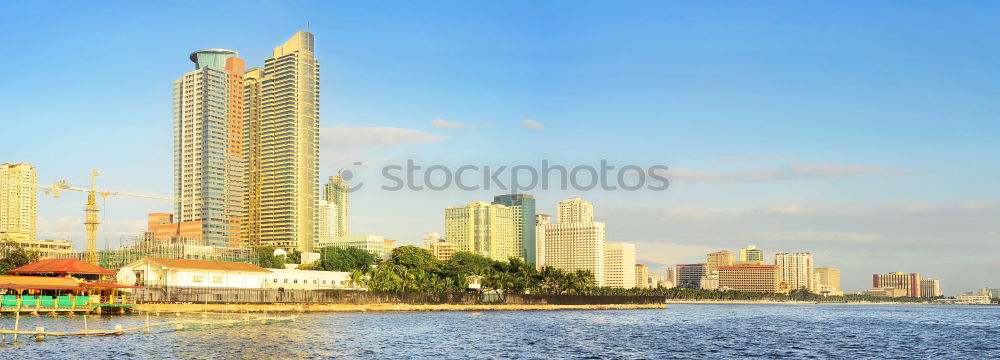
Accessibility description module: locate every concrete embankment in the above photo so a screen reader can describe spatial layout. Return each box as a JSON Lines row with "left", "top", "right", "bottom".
{"left": 136, "top": 303, "right": 665, "bottom": 313}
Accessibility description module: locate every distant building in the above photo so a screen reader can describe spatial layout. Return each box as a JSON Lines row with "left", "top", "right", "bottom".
{"left": 534, "top": 214, "right": 550, "bottom": 268}
{"left": 263, "top": 268, "right": 356, "bottom": 290}
{"left": 717, "top": 264, "right": 781, "bottom": 293}
{"left": 815, "top": 267, "right": 843, "bottom": 296}
{"left": 864, "top": 287, "right": 909, "bottom": 297}
{"left": 700, "top": 273, "right": 720, "bottom": 290}
{"left": 316, "top": 234, "right": 392, "bottom": 260}
{"left": 147, "top": 213, "right": 204, "bottom": 244}
{"left": 540, "top": 199, "right": 606, "bottom": 286}
{"left": 444, "top": 201, "right": 517, "bottom": 261}
{"left": 323, "top": 172, "right": 350, "bottom": 237}
{"left": 635, "top": 264, "right": 649, "bottom": 289}
{"left": 775, "top": 252, "right": 814, "bottom": 292}
{"left": 646, "top": 272, "right": 662, "bottom": 289}
{"left": 706, "top": 250, "right": 734, "bottom": 272}
{"left": 430, "top": 241, "right": 458, "bottom": 261}
{"left": 317, "top": 200, "right": 340, "bottom": 239}
{"left": 920, "top": 278, "right": 943, "bottom": 297}
{"left": 976, "top": 288, "right": 994, "bottom": 298}
{"left": 422, "top": 232, "right": 442, "bottom": 249}
{"left": 954, "top": 294, "right": 991, "bottom": 304}
{"left": 989, "top": 289, "right": 1000, "bottom": 300}
{"left": 6, "top": 238, "right": 73, "bottom": 259}
{"left": 873, "top": 272, "right": 922, "bottom": 297}
{"left": 604, "top": 243, "right": 636, "bottom": 288}
{"left": 0, "top": 163, "right": 37, "bottom": 242}
{"left": 492, "top": 194, "right": 537, "bottom": 264}
{"left": 739, "top": 244, "right": 763, "bottom": 262}
{"left": 666, "top": 266, "right": 678, "bottom": 287}
{"left": 676, "top": 263, "right": 709, "bottom": 289}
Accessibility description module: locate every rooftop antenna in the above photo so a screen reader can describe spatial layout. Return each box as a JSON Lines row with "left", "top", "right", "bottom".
{"left": 307, "top": 21, "right": 311, "bottom": 32}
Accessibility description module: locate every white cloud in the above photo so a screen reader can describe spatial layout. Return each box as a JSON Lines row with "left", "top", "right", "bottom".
{"left": 319, "top": 124, "right": 447, "bottom": 166}
{"left": 431, "top": 118, "right": 472, "bottom": 130}
{"left": 713, "top": 155, "right": 788, "bottom": 163}
{"left": 663, "top": 162, "right": 906, "bottom": 182}
{"left": 521, "top": 119, "right": 544, "bottom": 130}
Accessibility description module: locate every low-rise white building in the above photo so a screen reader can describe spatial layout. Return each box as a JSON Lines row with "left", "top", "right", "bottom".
{"left": 118, "top": 258, "right": 272, "bottom": 288}
{"left": 263, "top": 268, "right": 358, "bottom": 290}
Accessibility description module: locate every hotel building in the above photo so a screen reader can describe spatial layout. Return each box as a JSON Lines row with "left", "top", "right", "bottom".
{"left": 444, "top": 201, "right": 517, "bottom": 261}
{"left": 775, "top": 252, "right": 814, "bottom": 292}
{"left": 706, "top": 250, "right": 734, "bottom": 272}
{"left": 604, "top": 242, "right": 636, "bottom": 288}
{"left": 814, "top": 267, "right": 843, "bottom": 296}
{"left": 718, "top": 264, "right": 782, "bottom": 293}
{"left": 492, "top": 194, "right": 537, "bottom": 264}
{"left": 873, "top": 272, "right": 922, "bottom": 297}
{"left": 920, "top": 278, "right": 942, "bottom": 297}
{"left": 540, "top": 198, "right": 606, "bottom": 286}
{"left": 0, "top": 163, "right": 37, "bottom": 242}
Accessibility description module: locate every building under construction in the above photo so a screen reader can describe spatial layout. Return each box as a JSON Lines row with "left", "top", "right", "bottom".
{"left": 53, "top": 231, "right": 259, "bottom": 272}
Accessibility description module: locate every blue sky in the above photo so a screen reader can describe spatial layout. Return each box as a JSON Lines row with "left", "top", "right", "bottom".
{"left": 1, "top": 1, "right": 998, "bottom": 293}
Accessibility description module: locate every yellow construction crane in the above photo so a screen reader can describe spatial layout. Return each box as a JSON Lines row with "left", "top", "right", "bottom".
{"left": 34, "top": 169, "right": 172, "bottom": 264}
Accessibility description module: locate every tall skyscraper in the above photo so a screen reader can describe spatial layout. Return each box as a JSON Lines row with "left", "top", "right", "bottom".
{"left": 324, "top": 172, "right": 349, "bottom": 237}
{"left": 0, "top": 163, "right": 37, "bottom": 242}
{"left": 604, "top": 242, "right": 637, "bottom": 288}
{"left": 706, "top": 250, "right": 734, "bottom": 272}
{"left": 241, "top": 67, "right": 264, "bottom": 248}
{"left": 873, "top": 272, "right": 922, "bottom": 297}
{"left": 635, "top": 264, "right": 649, "bottom": 289}
{"left": 814, "top": 267, "right": 843, "bottom": 296}
{"left": 492, "top": 194, "right": 536, "bottom": 264}
{"left": 173, "top": 50, "right": 245, "bottom": 248}
{"left": 248, "top": 31, "right": 320, "bottom": 253}
{"left": 444, "top": 201, "right": 517, "bottom": 261}
{"left": 775, "top": 252, "right": 814, "bottom": 292}
{"left": 534, "top": 213, "right": 550, "bottom": 267}
{"left": 739, "top": 244, "right": 764, "bottom": 263}
{"left": 557, "top": 197, "right": 594, "bottom": 223}
{"left": 542, "top": 198, "right": 606, "bottom": 286}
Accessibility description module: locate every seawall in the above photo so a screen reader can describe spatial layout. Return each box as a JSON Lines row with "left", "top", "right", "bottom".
{"left": 135, "top": 303, "right": 666, "bottom": 313}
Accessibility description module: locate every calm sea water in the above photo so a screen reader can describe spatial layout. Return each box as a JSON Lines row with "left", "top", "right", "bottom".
{"left": 1, "top": 304, "right": 998, "bottom": 359}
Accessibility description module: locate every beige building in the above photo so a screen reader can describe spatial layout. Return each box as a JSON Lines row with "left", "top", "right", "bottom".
{"left": 422, "top": 232, "right": 442, "bottom": 249}
{"left": 635, "top": 264, "right": 649, "bottom": 289}
{"left": 324, "top": 172, "right": 349, "bottom": 237}
{"left": 706, "top": 250, "right": 734, "bottom": 272}
{"left": 775, "top": 252, "right": 814, "bottom": 292}
{"left": 430, "top": 241, "right": 458, "bottom": 261}
{"left": 921, "top": 278, "right": 942, "bottom": 297}
{"left": 316, "top": 234, "right": 392, "bottom": 260}
{"left": 317, "top": 200, "right": 339, "bottom": 239}
{"left": 540, "top": 199, "right": 606, "bottom": 286}
{"left": 873, "top": 272, "right": 921, "bottom": 297}
{"left": 534, "top": 214, "right": 550, "bottom": 267}
{"left": 7, "top": 238, "right": 73, "bottom": 259}
{"left": 604, "top": 242, "right": 636, "bottom": 288}
{"left": 646, "top": 272, "right": 662, "bottom": 289}
{"left": 245, "top": 31, "right": 320, "bottom": 253}
{"left": 444, "top": 201, "right": 517, "bottom": 261}
{"left": 864, "top": 287, "right": 908, "bottom": 297}
{"left": 718, "top": 264, "right": 782, "bottom": 293}
{"left": 0, "top": 163, "right": 37, "bottom": 242}
{"left": 814, "top": 267, "right": 843, "bottom": 296}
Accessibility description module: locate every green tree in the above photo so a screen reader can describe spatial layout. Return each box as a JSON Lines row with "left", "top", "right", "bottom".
{"left": 0, "top": 240, "right": 40, "bottom": 274}
{"left": 318, "top": 246, "right": 378, "bottom": 272}
{"left": 286, "top": 250, "right": 302, "bottom": 264}
{"left": 255, "top": 246, "right": 286, "bottom": 269}
{"left": 389, "top": 246, "right": 440, "bottom": 272}
{"left": 441, "top": 252, "right": 495, "bottom": 278}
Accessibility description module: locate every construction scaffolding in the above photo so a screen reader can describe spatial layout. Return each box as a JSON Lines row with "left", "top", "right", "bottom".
{"left": 52, "top": 233, "right": 259, "bottom": 272}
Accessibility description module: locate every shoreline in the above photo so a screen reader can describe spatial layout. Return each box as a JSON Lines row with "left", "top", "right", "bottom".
{"left": 134, "top": 303, "right": 666, "bottom": 313}
{"left": 664, "top": 300, "right": 994, "bottom": 305}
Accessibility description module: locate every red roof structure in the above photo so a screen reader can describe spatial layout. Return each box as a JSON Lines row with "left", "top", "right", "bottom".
{"left": 0, "top": 275, "right": 83, "bottom": 290}
{"left": 7, "top": 259, "right": 116, "bottom": 276}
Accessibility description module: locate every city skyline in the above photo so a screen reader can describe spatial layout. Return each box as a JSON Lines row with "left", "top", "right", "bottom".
{"left": 2, "top": 1, "right": 998, "bottom": 293}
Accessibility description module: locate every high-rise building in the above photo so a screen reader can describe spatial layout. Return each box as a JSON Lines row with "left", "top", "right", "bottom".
{"left": 635, "top": 264, "right": 649, "bottom": 289}
{"left": 422, "top": 232, "right": 442, "bottom": 249}
{"left": 444, "top": 201, "right": 517, "bottom": 261}
{"left": 542, "top": 198, "right": 606, "bottom": 286}
{"left": 317, "top": 200, "right": 339, "bottom": 239}
{"left": 718, "top": 264, "right": 782, "bottom": 293}
{"left": 666, "top": 266, "right": 678, "bottom": 288}
{"left": 246, "top": 31, "right": 320, "bottom": 253}
{"left": 324, "top": 172, "right": 349, "bottom": 237}
{"left": 534, "top": 214, "right": 550, "bottom": 267}
{"left": 873, "top": 272, "right": 922, "bottom": 297}
{"left": 173, "top": 49, "right": 245, "bottom": 248}
{"left": 706, "top": 250, "right": 734, "bottom": 272}
{"left": 676, "top": 263, "right": 709, "bottom": 289}
{"left": 921, "top": 278, "right": 942, "bottom": 297}
{"left": 604, "top": 242, "right": 636, "bottom": 288}
{"left": 492, "top": 194, "right": 537, "bottom": 264}
{"left": 557, "top": 197, "right": 594, "bottom": 223}
{"left": 775, "top": 252, "right": 814, "bottom": 292}
{"left": 814, "top": 267, "right": 843, "bottom": 296}
{"left": 739, "top": 244, "right": 763, "bottom": 263}
{"left": 0, "top": 163, "right": 37, "bottom": 242}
